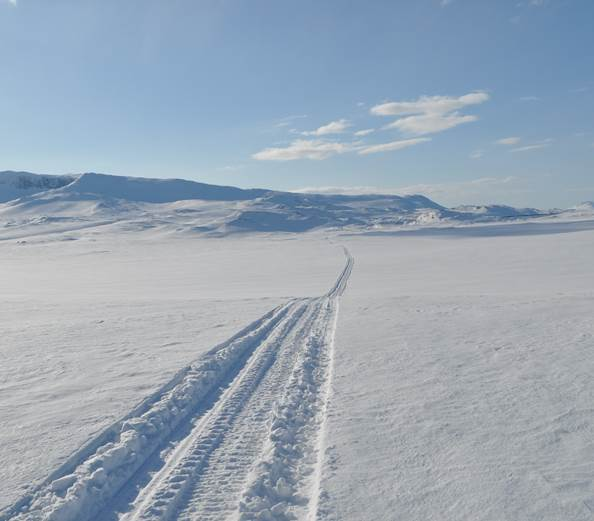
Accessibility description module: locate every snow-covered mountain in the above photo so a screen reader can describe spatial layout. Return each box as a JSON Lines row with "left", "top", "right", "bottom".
{"left": 452, "top": 204, "right": 543, "bottom": 219}
{"left": 59, "top": 172, "right": 268, "bottom": 203}
{"left": 0, "top": 170, "right": 573, "bottom": 238}
{"left": 567, "top": 201, "right": 594, "bottom": 214}
{"left": 0, "top": 171, "right": 75, "bottom": 203}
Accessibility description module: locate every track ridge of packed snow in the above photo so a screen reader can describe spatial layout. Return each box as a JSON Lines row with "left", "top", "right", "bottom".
{"left": 2, "top": 248, "right": 353, "bottom": 521}
{"left": 238, "top": 249, "right": 353, "bottom": 520}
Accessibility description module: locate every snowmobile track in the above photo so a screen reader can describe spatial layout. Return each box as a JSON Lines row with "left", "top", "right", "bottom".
{"left": 2, "top": 248, "right": 353, "bottom": 521}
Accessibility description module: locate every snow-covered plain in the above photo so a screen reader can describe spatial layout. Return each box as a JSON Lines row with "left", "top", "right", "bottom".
{"left": 2, "top": 171, "right": 594, "bottom": 520}
{"left": 319, "top": 224, "right": 594, "bottom": 520}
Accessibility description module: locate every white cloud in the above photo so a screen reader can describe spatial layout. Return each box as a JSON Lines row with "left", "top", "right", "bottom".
{"left": 358, "top": 137, "right": 431, "bottom": 155}
{"left": 256, "top": 91, "right": 489, "bottom": 161}
{"left": 253, "top": 135, "right": 431, "bottom": 161}
{"left": 274, "top": 114, "right": 307, "bottom": 128}
{"left": 514, "top": 2, "right": 549, "bottom": 11}
{"left": 495, "top": 136, "right": 521, "bottom": 145}
{"left": 293, "top": 176, "right": 519, "bottom": 205}
{"left": 7, "top": 0, "right": 17, "bottom": 5}
{"left": 385, "top": 112, "right": 477, "bottom": 135}
{"left": 217, "top": 164, "right": 245, "bottom": 172}
{"left": 302, "top": 119, "right": 351, "bottom": 136}
{"left": 294, "top": 186, "right": 398, "bottom": 196}
{"left": 252, "top": 139, "right": 353, "bottom": 161}
{"left": 470, "top": 150, "right": 484, "bottom": 159}
{"left": 354, "top": 128, "right": 375, "bottom": 137}
{"left": 470, "top": 176, "right": 516, "bottom": 185}
{"left": 370, "top": 92, "right": 489, "bottom": 117}
{"left": 510, "top": 143, "right": 550, "bottom": 152}
{"left": 440, "top": 0, "right": 453, "bottom": 6}
{"left": 392, "top": 176, "right": 520, "bottom": 205}
{"left": 370, "top": 91, "right": 489, "bottom": 136}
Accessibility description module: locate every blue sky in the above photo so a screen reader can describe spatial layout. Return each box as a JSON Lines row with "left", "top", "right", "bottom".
{"left": 1, "top": 0, "right": 592, "bottom": 207}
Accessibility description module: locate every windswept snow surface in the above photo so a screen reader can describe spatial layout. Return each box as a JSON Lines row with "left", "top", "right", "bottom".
{"left": 316, "top": 221, "right": 594, "bottom": 521}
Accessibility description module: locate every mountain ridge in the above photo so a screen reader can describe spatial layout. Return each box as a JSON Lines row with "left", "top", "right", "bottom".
{"left": 0, "top": 170, "right": 587, "bottom": 237}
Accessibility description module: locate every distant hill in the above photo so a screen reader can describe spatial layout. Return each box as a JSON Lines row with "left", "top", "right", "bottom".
{"left": 0, "top": 170, "right": 573, "bottom": 238}
{"left": 569, "top": 201, "right": 594, "bottom": 212}
{"left": 453, "top": 204, "right": 543, "bottom": 219}
{"left": 61, "top": 172, "right": 269, "bottom": 203}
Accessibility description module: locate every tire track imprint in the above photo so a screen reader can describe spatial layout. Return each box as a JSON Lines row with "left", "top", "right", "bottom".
{"left": 3, "top": 248, "right": 353, "bottom": 521}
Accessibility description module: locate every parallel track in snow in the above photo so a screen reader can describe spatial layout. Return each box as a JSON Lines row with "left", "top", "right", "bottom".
{"left": 3, "top": 248, "right": 353, "bottom": 521}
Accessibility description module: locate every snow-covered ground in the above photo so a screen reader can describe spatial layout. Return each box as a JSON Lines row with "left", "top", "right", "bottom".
{"left": 318, "top": 223, "right": 594, "bottom": 520}
{"left": 0, "top": 231, "right": 343, "bottom": 514}
{"left": 2, "top": 171, "right": 594, "bottom": 520}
